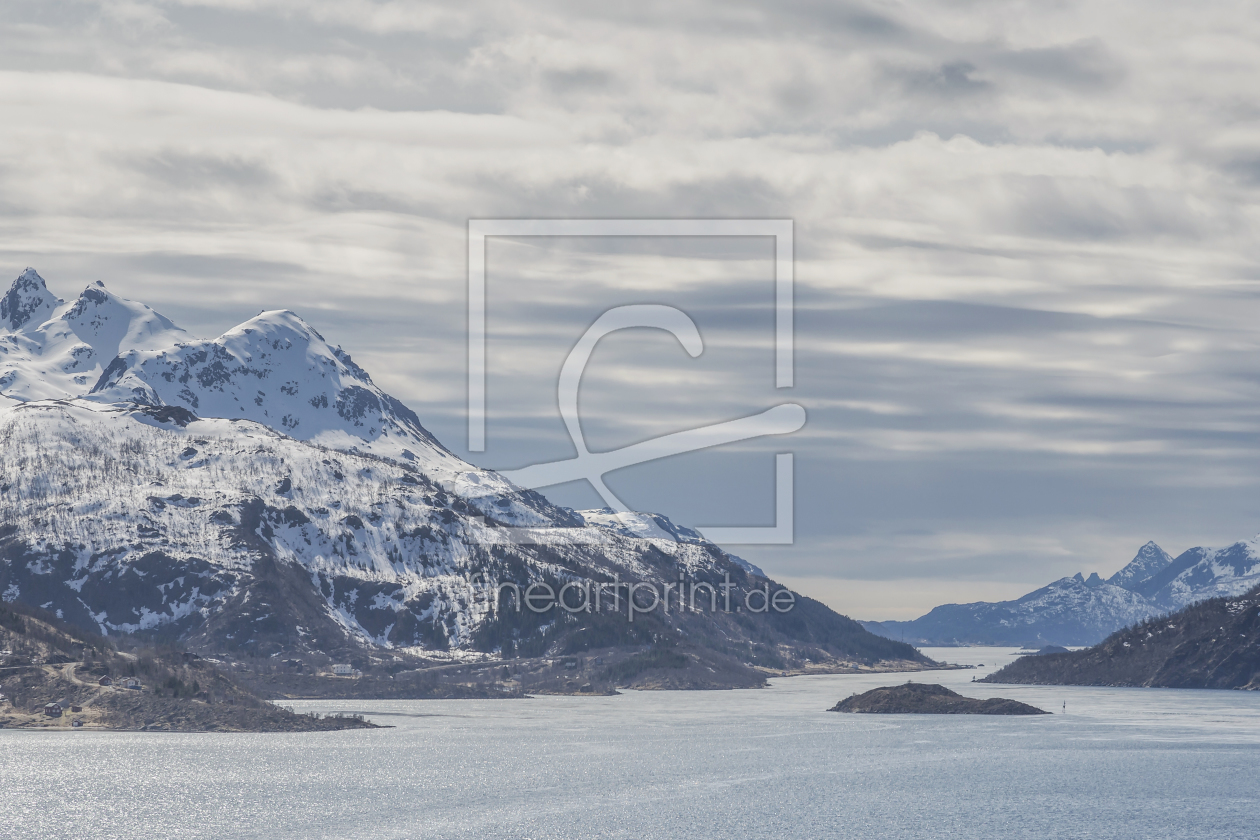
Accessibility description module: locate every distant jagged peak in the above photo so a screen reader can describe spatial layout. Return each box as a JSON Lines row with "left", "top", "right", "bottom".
{"left": 1107, "top": 540, "right": 1174, "bottom": 590}
{"left": 1084, "top": 572, "right": 1104, "bottom": 587}
{"left": 2, "top": 267, "right": 62, "bottom": 331}
{"left": 1060, "top": 572, "right": 1113, "bottom": 590}
{"left": 1030, "top": 572, "right": 1133, "bottom": 597}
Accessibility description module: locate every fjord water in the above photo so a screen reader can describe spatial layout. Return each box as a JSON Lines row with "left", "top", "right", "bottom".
{"left": 3, "top": 649, "right": 1258, "bottom": 840}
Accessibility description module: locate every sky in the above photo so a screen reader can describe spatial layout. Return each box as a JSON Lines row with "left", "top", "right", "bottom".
{"left": 3, "top": 0, "right": 1260, "bottom": 619}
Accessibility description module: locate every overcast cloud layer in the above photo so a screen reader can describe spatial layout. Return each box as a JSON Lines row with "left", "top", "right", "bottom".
{"left": 3, "top": 0, "right": 1260, "bottom": 619}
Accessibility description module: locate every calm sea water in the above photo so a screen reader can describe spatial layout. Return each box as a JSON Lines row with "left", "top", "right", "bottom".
{"left": 3, "top": 648, "right": 1259, "bottom": 840}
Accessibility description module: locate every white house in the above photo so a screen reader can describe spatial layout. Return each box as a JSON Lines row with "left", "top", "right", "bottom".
{"left": 332, "top": 664, "right": 353, "bottom": 676}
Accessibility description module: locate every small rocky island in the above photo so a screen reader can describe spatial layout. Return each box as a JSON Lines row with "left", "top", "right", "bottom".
{"left": 830, "top": 682, "right": 1049, "bottom": 715}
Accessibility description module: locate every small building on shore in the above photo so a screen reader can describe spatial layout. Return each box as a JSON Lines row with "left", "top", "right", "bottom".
{"left": 43, "top": 702, "right": 63, "bottom": 717}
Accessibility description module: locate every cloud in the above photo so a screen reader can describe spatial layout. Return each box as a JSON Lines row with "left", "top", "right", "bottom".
{"left": 994, "top": 40, "right": 1125, "bottom": 90}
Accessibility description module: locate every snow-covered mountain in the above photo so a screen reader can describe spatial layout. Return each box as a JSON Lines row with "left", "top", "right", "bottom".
{"left": 0, "top": 269, "right": 916, "bottom": 668}
{"left": 862, "top": 538, "right": 1260, "bottom": 647}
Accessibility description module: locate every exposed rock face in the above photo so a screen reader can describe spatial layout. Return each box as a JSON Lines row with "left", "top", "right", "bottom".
{"left": 983, "top": 585, "right": 1260, "bottom": 690}
{"left": 1, "top": 268, "right": 60, "bottom": 331}
{"left": 829, "top": 682, "right": 1048, "bottom": 715}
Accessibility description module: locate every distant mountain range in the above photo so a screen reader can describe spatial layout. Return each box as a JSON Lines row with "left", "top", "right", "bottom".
{"left": 0, "top": 269, "right": 921, "bottom": 679}
{"left": 861, "top": 539, "right": 1260, "bottom": 646}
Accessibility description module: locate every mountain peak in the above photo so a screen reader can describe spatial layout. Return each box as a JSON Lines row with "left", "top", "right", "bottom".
{"left": 59, "top": 280, "right": 185, "bottom": 354}
{"left": 238, "top": 309, "right": 317, "bottom": 334}
{"left": 72, "top": 283, "right": 111, "bottom": 307}
{"left": 217, "top": 310, "right": 319, "bottom": 355}
{"left": 2, "top": 267, "right": 62, "bottom": 331}
{"left": 1107, "top": 540, "right": 1174, "bottom": 591}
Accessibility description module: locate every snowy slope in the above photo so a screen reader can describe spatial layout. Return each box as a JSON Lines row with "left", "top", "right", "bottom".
{"left": 0, "top": 399, "right": 743, "bottom": 652}
{"left": 577, "top": 507, "right": 766, "bottom": 576}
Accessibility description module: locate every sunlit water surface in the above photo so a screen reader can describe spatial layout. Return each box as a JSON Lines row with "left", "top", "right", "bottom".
{"left": 3, "top": 648, "right": 1259, "bottom": 839}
